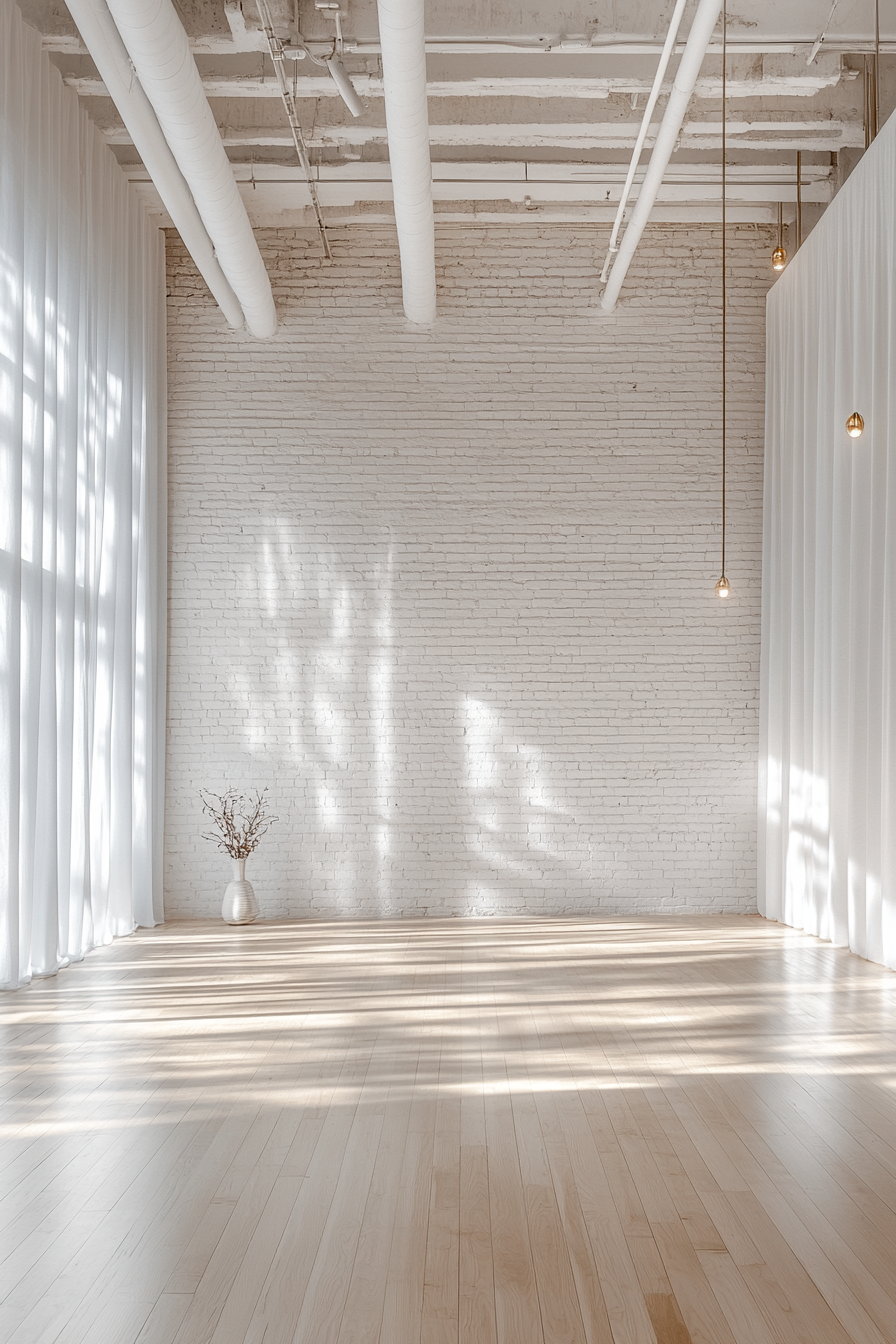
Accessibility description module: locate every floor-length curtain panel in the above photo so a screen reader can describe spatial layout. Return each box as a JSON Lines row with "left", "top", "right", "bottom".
{"left": 760, "top": 111, "right": 896, "bottom": 971}
{"left": 0, "top": 0, "right": 165, "bottom": 988}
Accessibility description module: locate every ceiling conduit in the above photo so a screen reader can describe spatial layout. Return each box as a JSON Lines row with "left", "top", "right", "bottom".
{"left": 103, "top": 0, "right": 278, "bottom": 338}
{"left": 65, "top": 0, "right": 244, "bottom": 329}
{"left": 376, "top": 0, "right": 437, "bottom": 324}
{"left": 601, "top": 0, "right": 723, "bottom": 311}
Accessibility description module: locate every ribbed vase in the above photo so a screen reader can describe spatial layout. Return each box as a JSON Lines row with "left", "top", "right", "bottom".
{"left": 222, "top": 857, "right": 259, "bottom": 924}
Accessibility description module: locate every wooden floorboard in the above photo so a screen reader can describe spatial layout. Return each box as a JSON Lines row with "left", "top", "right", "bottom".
{"left": 0, "top": 914, "right": 894, "bottom": 1344}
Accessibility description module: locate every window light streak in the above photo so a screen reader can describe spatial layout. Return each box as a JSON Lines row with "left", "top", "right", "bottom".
{"left": 4, "top": 1033, "right": 893, "bottom": 1148}
{"left": 371, "top": 541, "right": 395, "bottom": 911}
{"left": 234, "top": 527, "right": 404, "bottom": 911}
{"left": 332, "top": 584, "right": 351, "bottom": 640}
{"left": 459, "top": 696, "right": 589, "bottom": 913}
{"left": 260, "top": 538, "right": 279, "bottom": 618}
{"left": 463, "top": 883, "right": 501, "bottom": 911}
{"left": 469, "top": 834, "right": 549, "bottom": 881}
{"left": 317, "top": 785, "right": 341, "bottom": 829}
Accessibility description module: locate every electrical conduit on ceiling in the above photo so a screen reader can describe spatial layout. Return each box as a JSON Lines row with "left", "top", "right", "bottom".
{"left": 102, "top": 0, "right": 278, "bottom": 338}
{"left": 64, "top": 0, "right": 244, "bottom": 329}
{"left": 601, "top": 0, "right": 724, "bottom": 311}
{"left": 376, "top": 0, "right": 437, "bottom": 324}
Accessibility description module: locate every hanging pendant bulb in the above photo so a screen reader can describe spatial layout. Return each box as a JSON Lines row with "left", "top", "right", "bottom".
{"left": 716, "top": 575, "right": 730, "bottom": 598}
{"left": 846, "top": 412, "right": 865, "bottom": 438}
{"left": 772, "top": 202, "right": 786, "bottom": 271}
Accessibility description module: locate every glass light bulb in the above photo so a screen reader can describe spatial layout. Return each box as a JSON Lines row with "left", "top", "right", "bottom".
{"left": 846, "top": 412, "right": 864, "bottom": 438}
{"left": 772, "top": 246, "right": 786, "bottom": 271}
{"left": 716, "top": 575, "right": 730, "bottom": 598}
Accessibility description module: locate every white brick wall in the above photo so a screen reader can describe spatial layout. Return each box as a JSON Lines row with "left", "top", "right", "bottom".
{"left": 164, "top": 224, "right": 772, "bottom": 919}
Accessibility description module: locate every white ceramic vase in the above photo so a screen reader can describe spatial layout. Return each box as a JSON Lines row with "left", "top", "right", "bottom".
{"left": 222, "top": 857, "right": 259, "bottom": 924}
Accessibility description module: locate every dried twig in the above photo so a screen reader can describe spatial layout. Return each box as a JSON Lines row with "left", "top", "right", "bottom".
{"left": 200, "top": 788, "right": 278, "bottom": 859}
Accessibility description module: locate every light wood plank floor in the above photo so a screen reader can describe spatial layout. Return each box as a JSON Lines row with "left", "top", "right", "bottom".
{"left": 1, "top": 916, "right": 895, "bottom": 1344}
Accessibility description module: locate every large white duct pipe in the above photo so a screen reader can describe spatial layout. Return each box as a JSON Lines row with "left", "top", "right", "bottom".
{"left": 65, "top": 0, "right": 243, "bottom": 329}
{"left": 104, "top": 0, "right": 277, "bottom": 338}
{"left": 601, "top": 0, "right": 723, "bottom": 311}
{"left": 376, "top": 0, "right": 436, "bottom": 324}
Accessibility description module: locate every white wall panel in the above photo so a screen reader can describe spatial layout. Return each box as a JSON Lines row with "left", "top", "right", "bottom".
{"left": 761, "top": 114, "right": 896, "bottom": 971}
{"left": 165, "top": 225, "right": 769, "bottom": 918}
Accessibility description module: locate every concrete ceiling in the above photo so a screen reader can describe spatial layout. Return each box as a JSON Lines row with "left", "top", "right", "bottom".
{"left": 18, "top": 0, "right": 896, "bottom": 230}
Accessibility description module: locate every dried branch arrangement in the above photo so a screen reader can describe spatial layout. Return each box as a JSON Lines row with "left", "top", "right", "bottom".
{"left": 200, "top": 788, "right": 277, "bottom": 859}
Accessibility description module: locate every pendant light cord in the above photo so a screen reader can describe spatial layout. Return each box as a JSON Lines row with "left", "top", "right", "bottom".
{"left": 875, "top": 0, "right": 880, "bottom": 138}
{"left": 721, "top": 3, "right": 727, "bottom": 581}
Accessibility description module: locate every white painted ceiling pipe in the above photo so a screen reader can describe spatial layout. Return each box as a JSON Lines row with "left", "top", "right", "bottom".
{"left": 599, "top": 0, "right": 689, "bottom": 283}
{"left": 376, "top": 0, "right": 437, "bottom": 323}
{"left": 103, "top": 0, "right": 277, "bottom": 338}
{"left": 65, "top": 0, "right": 244, "bottom": 329}
{"left": 601, "top": 0, "right": 723, "bottom": 311}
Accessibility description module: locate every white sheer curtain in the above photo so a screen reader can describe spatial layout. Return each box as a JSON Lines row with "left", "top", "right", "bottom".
{"left": 0, "top": 0, "right": 166, "bottom": 988}
{"left": 760, "top": 111, "right": 896, "bottom": 971}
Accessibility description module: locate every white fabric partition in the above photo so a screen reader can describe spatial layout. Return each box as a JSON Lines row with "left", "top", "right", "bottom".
{"left": 0, "top": 0, "right": 165, "bottom": 988}
{"left": 760, "top": 112, "right": 896, "bottom": 971}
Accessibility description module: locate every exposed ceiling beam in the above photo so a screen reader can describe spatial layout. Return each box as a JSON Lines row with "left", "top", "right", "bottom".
{"left": 41, "top": 31, "right": 896, "bottom": 56}
{"left": 209, "top": 162, "right": 834, "bottom": 183}
{"left": 100, "top": 119, "right": 862, "bottom": 152}
{"left": 65, "top": 65, "right": 845, "bottom": 101}
{"left": 223, "top": 179, "right": 832, "bottom": 205}
{"left": 121, "top": 157, "right": 832, "bottom": 222}
{"left": 124, "top": 159, "right": 830, "bottom": 212}
{"left": 232, "top": 161, "right": 834, "bottom": 184}
{"left": 223, "top": 177, "right": 833, "bottom": 206}
{"left": 129, "top": 198, "right": 787, "bottom": 227}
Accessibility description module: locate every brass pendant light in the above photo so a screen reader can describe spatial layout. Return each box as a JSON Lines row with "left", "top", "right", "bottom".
{"left": 772, "top": 202, "right": 787, "bottom": 271}
{"left": 842, "top": 2, "right": 875, "bottom": 449}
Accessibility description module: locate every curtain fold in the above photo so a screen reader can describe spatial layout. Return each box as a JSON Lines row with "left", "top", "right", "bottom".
{"left": 760, "top": 110, "right": 896, "bottom": 971}
{"left": 0, "top": 0, "right": 165, "bottom": 988}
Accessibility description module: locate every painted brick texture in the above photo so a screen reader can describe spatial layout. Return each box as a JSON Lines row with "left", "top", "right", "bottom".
{"left": 164, "top": 224, "right": 772, "bottom": 919}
